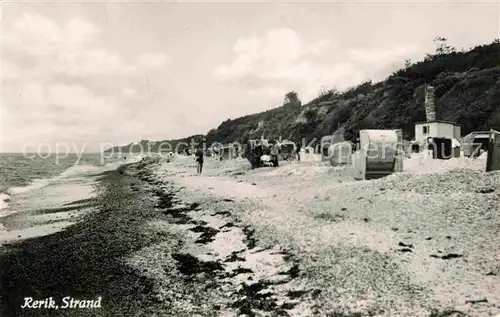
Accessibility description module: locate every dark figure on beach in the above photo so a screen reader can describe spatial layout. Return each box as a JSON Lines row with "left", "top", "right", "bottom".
{"left": 270, "top": 143, "right": 279, "bottom": 167}
{"left": 195, "top": 148, "right": 204, "bottom": 174}
{"left": 296, "top": 142, "right": 301, "bottom": 161}
{"left": 247, "top": 141, "right": 264, "bottom": 169}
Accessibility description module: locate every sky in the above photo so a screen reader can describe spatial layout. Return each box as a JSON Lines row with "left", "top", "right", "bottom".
{"left": 1, "top": 0, "right": 499, "bottom": 153}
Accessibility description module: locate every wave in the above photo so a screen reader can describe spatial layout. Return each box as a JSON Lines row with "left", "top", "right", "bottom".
{"left": 2, "top": 164, "right": 106, "bottom": 211}
{"left": 7, "top": 178, "right": 52, "bottom": 196}
{"left": 0, "top": 193, "right": 11, "bottom": 211}
{"left": 1, "top": 158, "right": 133, "bottom": 210}
{"left": 9, "top": 163, "right": 121, "bottom": 193}
{"left": 59, "top": 165, "right": 103, "bottom": 178}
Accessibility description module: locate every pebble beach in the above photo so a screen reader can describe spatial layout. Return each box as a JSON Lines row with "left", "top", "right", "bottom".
{"left": 1, "top": 154, "right": 499, "bottom": 317}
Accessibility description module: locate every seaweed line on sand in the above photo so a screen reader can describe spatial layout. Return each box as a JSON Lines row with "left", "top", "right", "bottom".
{"left": 151, "top": 181, "right": 314, "bottom": 316}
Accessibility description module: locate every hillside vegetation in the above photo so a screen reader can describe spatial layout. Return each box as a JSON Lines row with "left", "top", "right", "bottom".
{"left": 106, "top": 39, "right": 500, "bottom": 153}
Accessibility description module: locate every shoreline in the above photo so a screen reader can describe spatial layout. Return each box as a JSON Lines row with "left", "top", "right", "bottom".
{"left": 1, "top": 156, "right": 499, "bottom": 316}
{"left": 0, "top": 161, "right": 172, "bottom": 316}
{"left": 1, "top": 160, "right": 304, "bottom": 316}
{"left": 0, "top": 158, "right": 140, "bottom": 239}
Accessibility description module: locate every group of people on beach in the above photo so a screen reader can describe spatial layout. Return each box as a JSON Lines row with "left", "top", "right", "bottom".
{"left": 193, "top": 139, "right": 302, "bottom": 175}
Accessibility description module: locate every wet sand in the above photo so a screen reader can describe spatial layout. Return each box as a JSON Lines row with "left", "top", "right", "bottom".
{"left": 0, "top": 161, "right": 307, "bottom": 316}
{"left": 0, "top": 163, "right": 178, "bottom": 316}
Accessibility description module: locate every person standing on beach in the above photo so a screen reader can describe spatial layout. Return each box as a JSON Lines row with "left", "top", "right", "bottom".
{"left": 195, "top": 147, "right": 204, "bottom": 174}
{"left": 270, "top": 142, "right": 279, "bottom": 167}
{"left": 296, "top": 141, "right": 301, "bottom": 161}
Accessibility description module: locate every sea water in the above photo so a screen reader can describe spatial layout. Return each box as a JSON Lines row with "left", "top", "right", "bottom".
{"left": 0, "top": 153, "right": 140, "bottom": 225}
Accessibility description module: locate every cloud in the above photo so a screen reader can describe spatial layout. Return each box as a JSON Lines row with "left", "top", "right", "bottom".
{"left": 6, "top": 82, "right": 117, "bottom": 125}
{"left": 48, "top": 84, "right": 116, "bottom": 119}
{"left": 2, "top": 82, "right": 121, "bottom": 151}
{"left": 3, "top": 14, "right": 138, "bottom": 77}
{"left": 2, "top": 59, "right": 24, "bottom": 80}
{"left": 346, "top": 45, "right": 420, "bottom": 64}
{"left": 214, "top": 28, "right": 366, "bottom": 101}
{"left": 3, "top": 13, "right": 169, "bottom": 79}
{"left": 18, "top": 82, "right": 46, "bottom": 105}
{"left": 1, "top": 12, "right": 170, "bottom": 152}
{"left": 137, "top": 53, "right": 169, "bottom": 67}
{"left": 215, "top": 28, "right": 427, "bottom": 102}
{"left": 57, "top": 50, "right": 135, "bottom": 76}
{"left": 122, "top": 87, "right": 137, "bottom": 97}
{"left": 215, "top": 28, "right": 327, "bottom": 79}
{"left": 7, "top": 13, "right": 98, "bottom": 56}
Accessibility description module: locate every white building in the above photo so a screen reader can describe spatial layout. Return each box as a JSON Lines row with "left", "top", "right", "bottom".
{"left": 414, "top": 120, "right": 461, "bottom": 144}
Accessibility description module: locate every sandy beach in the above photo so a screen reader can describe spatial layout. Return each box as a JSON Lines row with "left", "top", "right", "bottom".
{"left": 1, "top": 155, "right": 499, "bottom": 317}
{"left": 149, "top": 154, "right": 500, "bottom": 317}
{"left": 4, "top": 1, "right": 500, "bottom": 316}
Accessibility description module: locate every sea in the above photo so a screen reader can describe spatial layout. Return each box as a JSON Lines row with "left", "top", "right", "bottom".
{"left": 0, "top": 153, "right": 139, "bottom": 221}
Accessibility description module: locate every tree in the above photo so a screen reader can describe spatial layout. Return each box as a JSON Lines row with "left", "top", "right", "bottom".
{"left": 284, "top": 91, "right": 301, "bottom": 106}
{"left": 318, "top": 86, "right": 339, "bottom": 98}
{"left": 318, "top": 86, "right": 329, "bottom": 98}
{"left": 433, "top": 36, "right": 456, "bottom": 55}
{"left": 404, "top": 59, "right": 412, "bottom": 68}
